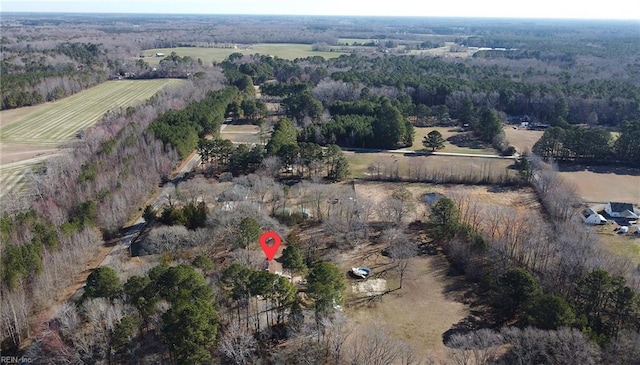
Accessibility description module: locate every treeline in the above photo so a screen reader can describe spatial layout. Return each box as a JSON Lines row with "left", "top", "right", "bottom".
{"left": 244, "top": 52, "right": 639, "bottom": 128}
{"left": 149, "top": 87, "right": 238, "bottom": 158}
{"left": 532, "top": 121, "right": 640, "bottom": 167}
{"left": 1, "top": 42, "right": 109, "bottom": 109}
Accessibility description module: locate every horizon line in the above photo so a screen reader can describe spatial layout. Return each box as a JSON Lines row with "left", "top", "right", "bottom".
{"left": 1, "top": 11, "right": 638, "bottom": 22}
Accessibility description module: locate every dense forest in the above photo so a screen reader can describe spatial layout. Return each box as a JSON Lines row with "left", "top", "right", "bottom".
{"left": 2, "top": 13, "right": 640, "bottom": 364}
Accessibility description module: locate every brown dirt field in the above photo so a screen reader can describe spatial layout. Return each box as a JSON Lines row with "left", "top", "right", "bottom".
{"left": 345, "top": 151, "right": 514, "bottom": 180}
{"left": 0, "top": 143, "right": 60, "bottom": 164}
{"left": 503, "top": 127, "right": 543, "bottom": 154}
{"left": 559, "top": 168, "right": 640, "bottom": 205}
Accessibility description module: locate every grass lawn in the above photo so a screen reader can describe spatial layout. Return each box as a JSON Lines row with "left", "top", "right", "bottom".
{"left": 220, "top": 124, "right": 263, "bottom": 144}
{"left": 594, "top": 224, "right": 640, "bottom": 269}
{"left": 140, "top": 44, "right": 346, "bottom": 65}
{"left": 408, "top": 126, "right": 497, "bottom": 155}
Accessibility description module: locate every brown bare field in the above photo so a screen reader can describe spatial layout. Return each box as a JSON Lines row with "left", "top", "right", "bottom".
{"left": 503, "top": 127, "right": 543, "bottom": 154}
{"left": 559, "top": 167, "right": 640, "bottom": 205}
{"left": 0, "top": 143, "right": 60, "bottom": 165}
{"left": 345, "top": 151, "right": 514, "bottom": 180}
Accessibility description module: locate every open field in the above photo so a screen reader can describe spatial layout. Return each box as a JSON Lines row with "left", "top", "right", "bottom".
{"left": 140, "top": 44, "right": 346, "bottom": 65}
{"left": 409, "top": 126, "right": 497, "bottom": 155}
{"left": 220, "top": 124, "right": 262, "bottom": 144}
{"left": 0, "top": 160, "right": 42, "bottom": 196}
{"left": 0, "top": 79, "right": 185, "bottom": 196}
{"left": 559, "top": 166, "right": 640, "bottom": 205}
{"left": 345, "top": 151, "right": 514, "bottom": 180}
{"left": 340, "top": 249, "right": 469, "bottom": 360}
{"left": 409, "top": 42, "right": 476, "bottom": 58}
{"left": 594, "top": 224, "right": 640, "bottom": 268}
{"left": 503, "top": 126, "right": 544, "bottom": 154}
{"left": 0, "top": 79, "right": 186, "bottom": 145}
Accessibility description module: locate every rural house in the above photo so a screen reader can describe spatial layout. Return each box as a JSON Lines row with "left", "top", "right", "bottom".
{"left": 605, "top": 202, "right": 639, "bottom": 220}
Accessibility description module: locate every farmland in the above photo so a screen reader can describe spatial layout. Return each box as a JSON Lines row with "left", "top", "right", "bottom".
{"left": 140, "top": 44, "right": 346, "bottom": 65}
{"left": 0, "top": 79, "right": 186, "bottom": 145}
{"left": 0, "top": 79, "right": 186, "bottom": 196}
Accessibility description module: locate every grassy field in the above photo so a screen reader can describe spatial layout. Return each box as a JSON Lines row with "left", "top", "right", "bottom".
{"left": 409, "top": 126, "right": 497, "bottom": 155}
{"left": 220, "top": 124, "right": 262, "bottom": 144}
{"left": 140, "top": 44, "right": 346, "bottom": 65}
{"left": 503, "top": 126, "right": 544, "bottom": 154}
{"left": 0, "top": 79, "right": 185, "bottom": 197}
{"left": 559, "top": 166, "right": 640, "bottom": 205}
{"left": 594, "top": 224, "right": 640, "bottom": 268}
{"left": 0, "top": 79, "right": 186, "bottom": 145}
{"left": 344, "top": 151, "right": 513, "bottom": 180}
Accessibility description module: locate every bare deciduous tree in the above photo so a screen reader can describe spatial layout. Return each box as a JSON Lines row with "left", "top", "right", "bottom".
{"left": 219, "top": 320, "right": 258, "bottom": 365}
{"left": 346, "top": 323, "right": 419, "bottom": 365}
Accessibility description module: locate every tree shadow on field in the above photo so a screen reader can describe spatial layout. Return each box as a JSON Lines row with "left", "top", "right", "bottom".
{"left": 442, "top": 314, "right": 493, "bottom": 346}
{"left": 557, "top": 163, "right": 640, "bottom": 176}
{"left": 446, "top": 132, "right": 490, "bottom": 150}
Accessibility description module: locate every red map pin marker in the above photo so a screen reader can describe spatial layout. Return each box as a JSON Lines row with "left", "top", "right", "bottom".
{"left": 259, "top": 231, "right": 281, "bottom": 261}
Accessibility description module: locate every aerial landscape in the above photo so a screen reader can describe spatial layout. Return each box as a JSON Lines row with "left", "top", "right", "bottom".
{"left": 1, "top": 3, "right": 639, "bottom": 364}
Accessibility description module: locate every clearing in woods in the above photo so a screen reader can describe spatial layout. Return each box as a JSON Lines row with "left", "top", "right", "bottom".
{"left": 0, "top": 79, "right": 186, "bottom": 196}
{"left": 140, "top": 44, "right": 346, "bottom": 65}
{"left": 331, "top": 181, "right": 540, "bottom": 360}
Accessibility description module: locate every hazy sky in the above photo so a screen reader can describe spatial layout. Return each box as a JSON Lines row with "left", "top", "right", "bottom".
{"left": 1, "top": 0, "right": 639, "bottom": 20}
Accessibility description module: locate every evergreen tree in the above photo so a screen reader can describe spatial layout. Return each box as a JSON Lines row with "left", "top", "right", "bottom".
{"left": 422, "top": 130, "right": 446, "bottom": 151}
{"left": 237, "top": 217, "right": 261, "bottom": 249}
{"left": 307, "top": 262, "right": 345, "bottom": 320}
{"left": 84, "top": 266, "right": 122, "bottom": 300}
{"left": 324, "top": 144, "right": 349, "bottom": 181}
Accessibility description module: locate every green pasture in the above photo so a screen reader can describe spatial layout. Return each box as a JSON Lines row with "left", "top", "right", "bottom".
{"left": 0, "top": 79, "right": 186, "bottom": 145}
{"left": 140, "top": 44, "right": 346, "bottom": 65}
